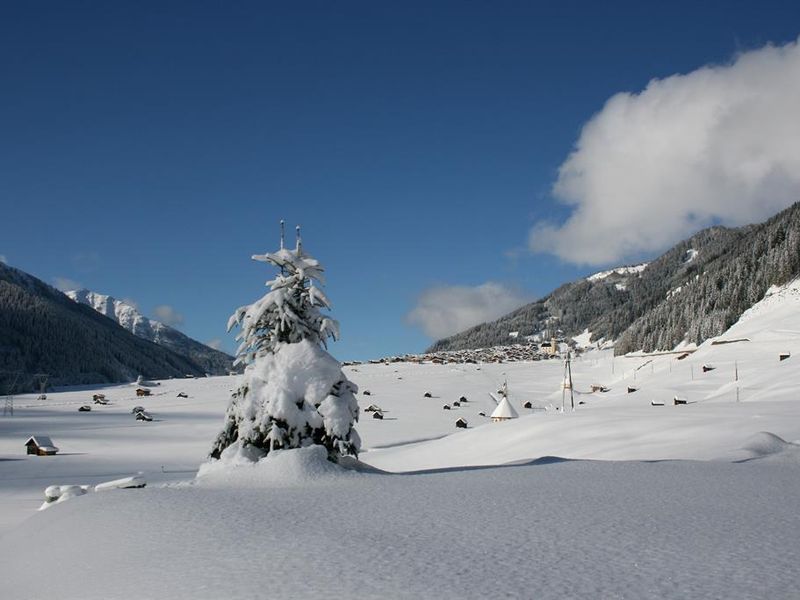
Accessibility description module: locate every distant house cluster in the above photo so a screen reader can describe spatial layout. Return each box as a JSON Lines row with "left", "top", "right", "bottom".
{"left": 343, "top": 339, "right": 574, "bottom": 368}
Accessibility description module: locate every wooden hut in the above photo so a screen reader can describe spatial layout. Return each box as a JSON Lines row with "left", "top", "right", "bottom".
{"left": 455, "top": 418, "right": 468, "bottom": 429}
{"left": 135, "top": 388, "right": 151, "bottom": 397}
{"left": 25, "top": 435, "right": 59, "bottom": 456}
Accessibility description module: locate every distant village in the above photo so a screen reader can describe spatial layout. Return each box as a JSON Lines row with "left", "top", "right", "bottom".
{"left": 345, "top": 332, "right": 591, "bottom": 367}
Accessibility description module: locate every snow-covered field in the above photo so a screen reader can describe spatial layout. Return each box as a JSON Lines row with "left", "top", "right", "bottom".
{"left": 2, "top": 280, "right": 800, "bottom": 598}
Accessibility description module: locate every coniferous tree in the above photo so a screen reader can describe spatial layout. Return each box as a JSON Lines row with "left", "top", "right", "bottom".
{"left": 209, "top": 224, "right": 360, "bottom": 463}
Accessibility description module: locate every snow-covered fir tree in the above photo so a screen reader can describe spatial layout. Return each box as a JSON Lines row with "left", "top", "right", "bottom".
{"left": 209, "top": 224, "right": 360, "bottom": 463}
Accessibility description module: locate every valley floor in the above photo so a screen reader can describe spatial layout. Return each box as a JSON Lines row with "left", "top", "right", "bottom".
{"left": 2, "top": 281, "right": 800, "bottom": 598}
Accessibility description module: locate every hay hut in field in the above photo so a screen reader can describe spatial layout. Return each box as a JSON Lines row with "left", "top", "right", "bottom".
{"left": 25, "top": 435, "right": 59, "bottom": 456}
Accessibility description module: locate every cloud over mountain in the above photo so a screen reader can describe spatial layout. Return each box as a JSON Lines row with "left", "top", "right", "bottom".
{"left": 531, "top": 37, "right": 800, "bottom": 265}
{"left": 154, "top": 304, "right": 184, "bottom": 327}
{"left": 407, "top": 282, "right": 531, "bottom": 339}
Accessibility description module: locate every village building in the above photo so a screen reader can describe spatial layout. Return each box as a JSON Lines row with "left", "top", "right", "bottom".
{"left": 25, "top": 435, "right": 59, "bottom": 456}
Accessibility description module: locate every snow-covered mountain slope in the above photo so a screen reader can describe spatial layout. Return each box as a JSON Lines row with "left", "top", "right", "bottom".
{"left": 0, "top": 263, "right": 207, "bottom": 390}
{"left": 67, "top": 289, "right": 234, "bottom": 375}
{"left": 432, "top": 201, "right": 800, "bottom": 354}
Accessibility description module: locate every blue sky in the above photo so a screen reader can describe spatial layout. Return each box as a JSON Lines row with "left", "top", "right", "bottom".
{"left": 2, "top": 1, "right": 800, "bottom": 360}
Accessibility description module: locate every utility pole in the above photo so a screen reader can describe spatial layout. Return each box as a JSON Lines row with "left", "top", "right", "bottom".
{"left": 2, "top": 371, "right": 21, "bottom": 417}
{"left": 562, "top": 351, "right": 575, "bottom": 412}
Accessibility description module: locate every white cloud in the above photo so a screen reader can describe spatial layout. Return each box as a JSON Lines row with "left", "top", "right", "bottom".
{"left": 206, "top": 338, "right": 223, "bottom": 350}
{"left": 531, "top": 37, "right": 800, "bottom": 265}
{"left": 0, "top": 255, "right": 7, "bottom": 264}
{"left": 154, "top": 305, "right": 185, "bottom": 327}
{"left": 407, "top": 282, "right": 531, "bottom": 339}
{"left": 53, "top": 277, "right": 82, "bottom": 292}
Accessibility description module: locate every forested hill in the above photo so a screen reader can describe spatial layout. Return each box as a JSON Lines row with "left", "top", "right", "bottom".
{"left": 430, "top": 201, "right": 800, "bottom": 354}
{"left": 0, "top": 263, "right": 207, "bottom": 392}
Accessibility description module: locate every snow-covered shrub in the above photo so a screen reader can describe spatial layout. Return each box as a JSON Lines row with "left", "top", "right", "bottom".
{"left": 209, "top": 226, "right": 360, "bottom": 463}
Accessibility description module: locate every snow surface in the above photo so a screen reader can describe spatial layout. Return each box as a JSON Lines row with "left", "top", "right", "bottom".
{"left": 2, "top": 278, "right": 800, "bottom": 598}
{"left": 572, "top": 328, "right": 593, "bottom": 347}
{"left": 586, "top": 262, "right": 648, "bottom": 282}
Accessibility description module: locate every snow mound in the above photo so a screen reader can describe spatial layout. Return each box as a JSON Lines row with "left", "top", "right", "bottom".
{"left": 196, "top": 446, "right": 361, "bottom": 487}
{"left": 741, "top": 432, "right": 800, "bottom": 463}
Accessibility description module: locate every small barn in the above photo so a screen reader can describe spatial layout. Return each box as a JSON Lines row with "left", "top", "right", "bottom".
{"left": 25, "top": 435, "right": 59, "bottom": 456}
{"left": 135, "top": 388, "right": 151, "bottom": 397}
{"left": 455, "top": 418, "right": 468, "bottom": 429}
{"left": 490, "top": 397, "right": 519, "bottom": 422}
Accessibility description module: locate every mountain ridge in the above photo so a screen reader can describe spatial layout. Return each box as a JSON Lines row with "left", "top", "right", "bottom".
{"left": 430, "top": 202, "right": 800, "bottom": 354}
{"left": 0, "top": 263, "right": 208, "bottom": 391}
{"left": 66, "top": 289, "right": 234, "bottom": 376}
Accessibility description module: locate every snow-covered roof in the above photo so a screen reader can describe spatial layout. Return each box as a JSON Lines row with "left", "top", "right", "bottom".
{"left": 25, "top": 435, "right": 55, "bottom": 448}
{"left": 490, "top": 397, "right": 519, "bottom": 420}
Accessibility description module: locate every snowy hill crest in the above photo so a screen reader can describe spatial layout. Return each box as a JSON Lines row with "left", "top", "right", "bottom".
{"left": 66, "top": 289, "right": 165, "bottom": 341}
{"left": 67, "top": 289, "right": 234, "bottom": 375}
